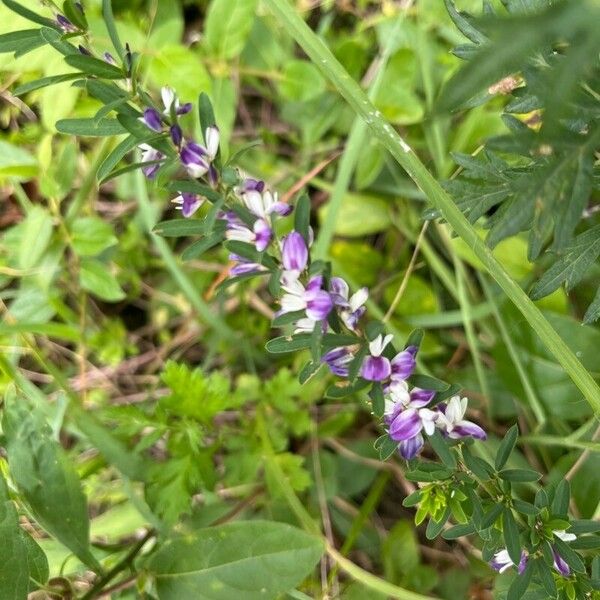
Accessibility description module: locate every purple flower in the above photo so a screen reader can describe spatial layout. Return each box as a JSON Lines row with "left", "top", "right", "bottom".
{"left": 398, "top": 434, "right": 424, "bottom": 460}
{"left": 56, "top": 14, "right": 77, "bottom": 32}
{"left": 281, "top": 231, "right": 308, "bottom": 273}
{"left": 141, "top": 108, "right": 162, "bottom": 132}
{"left": 242, "top": 188, "right": 292, "bottom": 219}
{"left": 329, "top": 277, "right": 368, "bottom": 330}
{"left": 360, "top": 334, "right": 393, "bottom": 382}
{"left": 490, "top": 549, "right": 528, "bottom": 575}
{"left": 104, "top": 51, "right": 116, "bottom": 65}
{"left": 253, "top": 218, "right": 272, "bottom": 252}
{"left": 279, "top": 273, "right": 332, "bottom": 322}
{"left": 390, "top": 346, "right": 417, "bottom": 381}
{"left": 180, "top": 142, "right": 209, "bottom": 178}
{"left": 171, "top": 193, "right": 203, "bottom": 218}
{"left": 161, "top": 86, "right": 186, "bottom": 115}
{"left": 436, "top": 396, "right": 486, "bottom": 440}
{"left": 139, "top": 144, "right": 164, "bottom": 179}
{"left": 241, "top": 178, "right": 265, "bottom": 193}
{"left": 223, "top": 212, "right": 272, "bottom": 252}
{"left": 552, "top": 547, "right": 570, "bottom": 577}
{"left": 322, "top": 347, "right": 353, "bottom": 377}
{"left": 229, "top": 254, "right": 267, "bottom": 277}
{"left": 170, "top": 125, "right": 183, "bottom": 147}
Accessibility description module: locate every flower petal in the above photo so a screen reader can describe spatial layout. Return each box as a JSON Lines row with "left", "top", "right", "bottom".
{"left": 281, "top": 231, "right": 308, "bottom": 272}
{"left": 360, "top": 356, "right": 391, "bottom": 382}
{"left": 389, "top": 408, "right": 423, "bottom": 442}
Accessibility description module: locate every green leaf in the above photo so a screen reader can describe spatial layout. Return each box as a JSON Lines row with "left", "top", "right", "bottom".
{"left": 70, "top": 217, "right": 117, "bottom": 257}
{"left": 495, "top": 424, "right": 518, "bottom": 470}
{"left": 96, "top": 135, "right": 138, "bottom": 182}
{"left": 3, "top": 402, "right": 99, "bottom": 570}
{"left": 204, "top": 0, "right": 258, "bottom": 60}
{"left": 182, "top": 233, "right": 224, "bottom": 261}
{"left": 63, "top": 0, "right": 87, "bottom": 30}
{"left": 0, "top": 28, "right": 44, "bottom": 55}
{"left": 368, "top": 382, "right": 384, "bottom": 417}
{"left": 266, "top": 334, "right": 312, "bottom": 354}
{"left": 0, "top": 140, "right": 37, "bottom": 180}
{"left": 425, "top": 508, "right": 450, "bottom": 540}
{"left": 481, "top": 503, "right": 503, "bottom": 529}
{"left": 154, "top": 219, "right": 207, "bottom": 238}
{"left": 279, "top": 60, "right": 326, "bottom": 102}
{"left": 506, "top": 558, "right": 533, "bottom": 600}
{"left": 374, "top": 435, "right": 398, "bottom": 461}
{"left": 294, "top": 192, "right": 310, "bottom": 243}
{"left": 65, "top": 54, "right": 124, "bottom": 79}
{"left": 198, "top": 92, "right": 217, "bottom": 146}
{"left": 503, "top": 508, "right": 521, "bottom": 565}
{"left": 38, "top": 27, "right": 77, "bottom": 56}
{"left": 499, "top": 468, "right": 541, "bottom": 483}
{"left": 13, "top": 73, "right": 81, "bottom": 96}
{"left": 318, "top": 193, "right": 390, "bottom": 237}
{"left": 147, "top": 520, "right": 323, "bottom": 600}
{"left": 443, "top": 0, "right": 487, "bottom": 45}
{"left": 409, "top": 374, "right": 450, "bottom": 393}
{"left": 0, "top": 474, "right": 30, "bottom": 600}
{"left": 1, "top": 0, "right": 57, "bottom": 28}
{"left": 530, "top": 225, "right": 600, "bottom": 299}
{"left": 441, "top": 523, "right": 476, "bottom": 539}
{"left": 551, "top": 480, "right": 570, "bottom": 517}
{"left": 17, "top": 206, "right": 53, "bottom": 270}
{"left": 583, "top": 286, "right": 600, "bottom": 325}
{"left": 166, "top": 180, "right": 221, "bottom": 203}
{"left": 428, "top": 430, "right": 456, "bottom": 469}
{"left": 533, "top": 557, "right": 557, "bottom": 597}
{"left": 56, "top": 118, "right": 127, "bottom": 137}
{"left": 80, "top": 259, "right": 125, "bottom": 301}
{"left": 102, "top": 0, "right": 125, "bottom": 61}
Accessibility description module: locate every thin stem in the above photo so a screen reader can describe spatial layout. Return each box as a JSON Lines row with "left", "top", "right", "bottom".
{"left": 81, "top": 530, "right": 154, "bottom": 600}
{"left": 263, "top": 0, "right": 600, "bottom": 416}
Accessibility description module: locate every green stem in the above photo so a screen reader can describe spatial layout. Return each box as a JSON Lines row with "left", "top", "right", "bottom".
{"left": 263, "top": 0, "right": 600, "bottom": 416}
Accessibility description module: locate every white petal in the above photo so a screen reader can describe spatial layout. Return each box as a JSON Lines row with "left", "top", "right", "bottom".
{"left": 161, "top": 86, "right": 175, "bottom": 111}
{"left": 554, "top": 530, "right": 576, "bottom": 542}
{"left": 280, "top": 293, "right": 307, "bottom": 312}
{"left": 243, "top": 190, "right": 265, "bottom": 217}
{"left": 349, "top": 287, "right": 369, "bottom": 312}
{"left": 205, "top": 126, "right": 220, "bottom": 159}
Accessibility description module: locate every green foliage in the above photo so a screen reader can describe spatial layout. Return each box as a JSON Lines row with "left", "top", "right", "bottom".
{"left": 440, "top": 0, "right": 600, "bottom": 322}
{"left": 147, "top": 521, "right": 324, "bottom": 600}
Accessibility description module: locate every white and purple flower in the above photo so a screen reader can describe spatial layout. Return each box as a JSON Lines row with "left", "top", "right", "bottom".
{"left": 490, "top": 549, "right": 528, "bottom": 575}
{"left": 360, "top": 334, "right": 393, "bottom": 382}
{"left": 229, "top": 254, "right": 267, "bottom": 277}
{"left": 179, "top": 127, "right": 219, "bottom": 179}
{"left": 139, "top": 144, "right": 165, "bottom": 179}
{"left": 322, "top": 346, "right": 353, "bottom": 377}
{"left": 436, "top": 396, "right": 487, "bottom": 440}
{"left": 281, "top": 231, "right": 309, "bottom": 273}
{"left": 384, "top": 381, "right": 438, "bottom": 459}
{"left": 171, "top": 193, "right": 204, "bottom": 218}
{"left": 390, "top": 346, "right": 417, "bottom": 381}
{"left": 329, "top": 277, "right": 368, "bottom": 330}
{"left": 56, "top": 14, "right": 77, "bottom": 32}
{"left": 161, "top": 86, "right": 192, "bottom": 116}
{"left": 279, "top": 273, "right": 333, "bottom": 323}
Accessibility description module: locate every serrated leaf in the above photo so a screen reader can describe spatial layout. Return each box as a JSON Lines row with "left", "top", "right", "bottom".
{"left": 147, "top": 520, "right": 323, "bottom": 600}
{"left": 530, "top": 225, "right": 600, "bottom": 299}
{"left": 583, "top": 286, "right": 600, "bottom": 325}
{"left": 444, "top": 0, "right": 487, "bottom": 45}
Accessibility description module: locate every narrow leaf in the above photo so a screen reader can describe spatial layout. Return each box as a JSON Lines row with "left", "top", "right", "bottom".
{"left": 495, "top": 424, "right": 518, "bottom": 470}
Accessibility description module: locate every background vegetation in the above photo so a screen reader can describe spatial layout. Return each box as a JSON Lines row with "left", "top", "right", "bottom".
{"left": 0, "top": 0, "right": 599, "bottom": 598}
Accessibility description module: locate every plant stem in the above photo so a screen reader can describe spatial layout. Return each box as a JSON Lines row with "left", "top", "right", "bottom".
{"left": 81, "top": 530, "right": 154, "bottom": 600}
{"left": 263, "top": 0, "right": 600, "bottom": 416}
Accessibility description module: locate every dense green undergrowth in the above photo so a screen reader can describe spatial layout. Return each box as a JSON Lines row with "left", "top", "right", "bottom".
{"left": 0, "top": 0, "right": 599, "bottom": 599}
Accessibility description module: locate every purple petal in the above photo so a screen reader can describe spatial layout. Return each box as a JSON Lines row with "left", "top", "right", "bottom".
{"left": 389, "top": 408, "right": 423, "bottom": 442}
{"left": 56, "top": 14, "right": 76, "bottom": 32}
{"left": 269, "top": 201, "right": 293, "bottom": 216}
{"left": 176, "top": 102, "right": 193, "bottom": 115}
{"left": 410, "top": 388, "right": 436, "bottom": 407}
{"left": 360, "top": 356, "right": 391, "bottom": 382}
{"left": 142, "top": 108, "right": 162, "bottom": 132}
{"left": 322, "top": 347, "right": 352, "bottom": 377}
{"left": 243, "top": 178, "right": 265, "bottom": 193}
{"left": 170, "top": 125, "right": 182, "bottom": 147}
{"left": 451, "top": 420, "right": 487, "bottom": 440}
{"left": 253, "top": 219, "right": 272, "bottom": 252}
{"left": 329, "top": 277, "right": 349, "bottom": 305}
{"left": 104, "top": 51, "right": 116, "bottom": 65}
{"left": 518, "top": 552, "right": 528, "bottom": 575}
{"left": 181, "top": 193, "right": 202, "bottom": 218}
{"left": 398, "top": 433, "right": 424, "bottom": 460}
{"left": 552, "top": 549, "right": 570, "bottom": 577}
{"left": 208, "top": 164, "right": 219, "bottom": 187}
{"left": 343, "top": 306, "right": 365, "bottom": 330}
{"left": 306, "top": 275, "right": 323, "bottom": 293}
{"left": 391, "top": 350, "right": 416, "bottom": 381}
{"left": 305, "top": 290, "right": 333, "bottom": 321}
{"left": 281, "top": 231, "right": 308, "bottom": 272}
{"left": 143, "top": 164, "right": 160, "bottom": 179}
